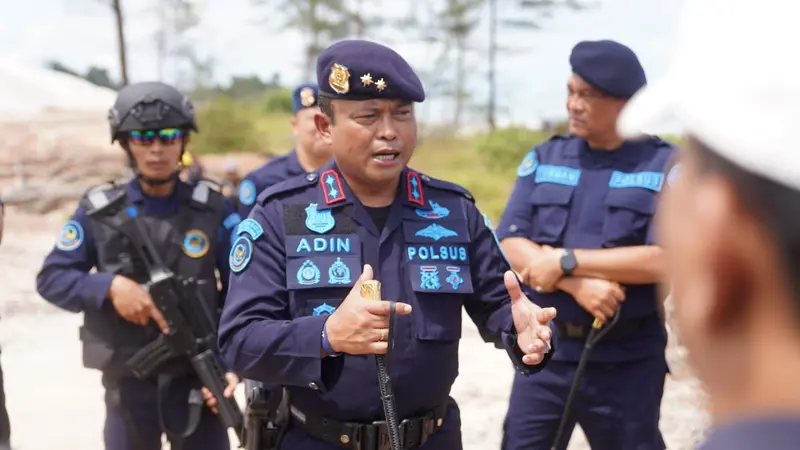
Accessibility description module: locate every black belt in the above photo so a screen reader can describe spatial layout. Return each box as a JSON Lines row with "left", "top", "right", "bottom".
{"left": 555, "top": 313, "right": 658, "bottom": 341}
{"left": 289, "top": 403, "right": 447, "bottom": 450}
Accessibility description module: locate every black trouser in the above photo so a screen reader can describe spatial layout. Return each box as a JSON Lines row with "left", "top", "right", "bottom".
{"left": 0, "top": 353, "right": 11, "bottom": 444}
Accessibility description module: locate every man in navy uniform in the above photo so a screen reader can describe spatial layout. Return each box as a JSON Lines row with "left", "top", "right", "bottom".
{"left": 237, "top": 83, "right": 332, "bottom": 218}
{"left": 218, "top": 39, "right": 558, "bottom": 450}
{"left": 497, "top": 40, "right": 676, "bottom": 449}
{"left": 618, "top": 0, "right": 800, "bottom": 448}
{"left": 36, "top": 81, "right": 240, "bottom": 450}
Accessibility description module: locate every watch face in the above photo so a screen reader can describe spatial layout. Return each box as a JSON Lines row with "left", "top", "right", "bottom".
{"left": 561, "top": 251, "right": 575, "bottom": 271}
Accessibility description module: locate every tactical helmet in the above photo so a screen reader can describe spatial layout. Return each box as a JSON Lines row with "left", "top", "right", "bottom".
{"left": 108, "top": 81, "right": 198, "bottom": 142}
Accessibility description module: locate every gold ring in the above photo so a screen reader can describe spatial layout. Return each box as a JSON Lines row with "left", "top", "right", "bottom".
{"left": 379, "top": 329, "right": 386, "bottom": 342}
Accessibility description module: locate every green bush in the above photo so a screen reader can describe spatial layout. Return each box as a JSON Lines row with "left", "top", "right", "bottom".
{"left": 191, "top": 96, "right": 265, "bottom": 155}
{"left": 477, "top": 127, "right": 550, "bottom": 172}
{"left": 261, "top": 88, "right": 293, "bottom": 114}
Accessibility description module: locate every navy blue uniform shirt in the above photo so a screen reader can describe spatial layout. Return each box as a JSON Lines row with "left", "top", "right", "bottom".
{"left": 36, "top": 179, "right": 238, "bottom": 313}
{"left": 219, "top": 162, "right": 555, "bottom": 422}
{"left": 497, "top": 134, "right": 677, "bottom": 362}
{"left": 237, "top": 150, "right": 306, "bottom": 219}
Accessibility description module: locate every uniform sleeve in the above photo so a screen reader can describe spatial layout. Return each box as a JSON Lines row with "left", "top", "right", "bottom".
{"left": 496, "top": 149, "right": 539, "bottom": 241}
{"left": 465, "top": 201, "right": 556, "bottom": 375}
{"left": 35, "top": 204, "right": 115, "bottom": 313}
{"left": 217, "top": 198, "right": 240, "bottom": 306}
{"left": 236, "top": 174, "right": 259, "bottom": 219}
{"left": 218, "top": 201, "right": 344, "bottom": 391}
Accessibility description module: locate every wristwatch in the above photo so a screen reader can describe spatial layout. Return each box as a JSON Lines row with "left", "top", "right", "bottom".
{"left": 560, "top": 249, "right": 577, "bottom": 276}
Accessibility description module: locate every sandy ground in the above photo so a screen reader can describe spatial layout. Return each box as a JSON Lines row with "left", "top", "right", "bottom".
{"left": 0, "top": 210, "right": 709, "bottom": 450}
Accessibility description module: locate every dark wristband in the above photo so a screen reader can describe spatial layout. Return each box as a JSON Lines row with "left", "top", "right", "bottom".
{"left": 321, "top": 320, "right": 341, "bottom": 357}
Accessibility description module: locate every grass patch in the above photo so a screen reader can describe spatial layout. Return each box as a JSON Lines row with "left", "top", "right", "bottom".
{"left": 192, "top": 101, "right": 683, "bottom": 223}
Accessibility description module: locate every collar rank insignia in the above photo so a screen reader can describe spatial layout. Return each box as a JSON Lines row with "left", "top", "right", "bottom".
{"left": 415, "top": 224, "right": 458, "bottom": 241}
{"left": 320, "top": 169, "right": 346, "bottom": 205}
{"left": 328, "top": 257, "right": 351, "bottom": 284}
{"left": 415, "top": 200, "right": 450, "bottom": 220}
{"left": 297, "top": 260, "right": 321, "bottom": 286}
{"left": 406, "top": 172, "right": 425, "bottom": 206}
{"left": 305, "top": 203, "right": 336, "bottom": 234}
{"left": 313, "top": 303, "right": 337, "bottom": 316}
{"left": 445, "top": 266, "right": 464, "bottom": 290}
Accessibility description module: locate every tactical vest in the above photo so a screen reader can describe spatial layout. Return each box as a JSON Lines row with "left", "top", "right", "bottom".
{"left": 79, "top": 181, "right": 226, "bottom": 379}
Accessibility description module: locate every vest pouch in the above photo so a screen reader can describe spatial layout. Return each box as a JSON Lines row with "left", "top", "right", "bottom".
{"left": 407, "top": 263, "right": 471, "bottom": 342}
{"left": 527, "top": 184, "right": 575, "bottom": 245}
{"left": 602, "top": 188, "right": 656, "bottom": 247}
{"left": 79, "top": 326, "right": 115, "bottom": 371}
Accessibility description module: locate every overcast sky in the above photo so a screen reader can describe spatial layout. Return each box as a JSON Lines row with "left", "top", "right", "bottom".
{"left": 0, "top": 0, "right": 685, "bottom": 127}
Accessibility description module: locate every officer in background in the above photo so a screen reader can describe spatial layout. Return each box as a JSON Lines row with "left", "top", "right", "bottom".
{"left": 0, "top": 196, "right": 10, "bottom": 450}
{"left": 618, "top": 0, "right": 800, "bottom": 448}
{"left": 497, "top": 40, "right": 675, "bottom": 449}
{"left": 218, "top": 39, "right": 557, "bottom": 450}
{"left": 237, "top": 83, "right": 332, "bottom": 218}
{"left": 36, "top": 82, "right": 240, "bottom": 450}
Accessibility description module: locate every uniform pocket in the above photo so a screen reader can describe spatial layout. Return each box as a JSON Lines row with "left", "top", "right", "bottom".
{"left": 407, "top": 263, "right": 472, "bottom": 341}
{"left": 527, "top": 184, "right": 575, "bottom": 245}
{"left": 602, "top": 188, "right": 656, "bottom": 247}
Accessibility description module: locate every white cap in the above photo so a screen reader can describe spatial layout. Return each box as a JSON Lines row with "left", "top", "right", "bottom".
{"left": 617, "top": 0, "right": 800, "bottom": 191}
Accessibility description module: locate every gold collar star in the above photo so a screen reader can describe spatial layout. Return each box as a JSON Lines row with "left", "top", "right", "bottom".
{"left": 375, "top": 78, "right": 387, "bottom": 91}
{"left": 360, "top": 73, "right": 373, "bottom": 86}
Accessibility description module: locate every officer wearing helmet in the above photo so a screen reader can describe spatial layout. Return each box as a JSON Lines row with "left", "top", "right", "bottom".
{"left": 36, "top": 81, "right": 241, "bottom": 450}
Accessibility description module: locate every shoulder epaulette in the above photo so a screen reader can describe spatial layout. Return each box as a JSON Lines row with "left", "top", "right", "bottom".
{"left": 82, "top": 180, "right": 126, "bottom": 215}
{"left": 196, "top": 177, "right": 223, "bottom": 193}
{"left": 257, "top": 172, "right": 316, "bottom": 205}
{"left": 417, "top": 172, "right": 475, "bottom": 202}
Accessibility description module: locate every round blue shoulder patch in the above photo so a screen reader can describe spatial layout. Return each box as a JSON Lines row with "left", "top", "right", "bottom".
{"left": 239, "top": 179, "right": 257, "bottom": 206}
{"left": 56, "top": 220, "right": 84, "bottom": 251}
{"left": 229, "top": 236, "right": 254, "bottom": 273}
{"left": 517, "top": 152, "right": 538, "bottom": 177}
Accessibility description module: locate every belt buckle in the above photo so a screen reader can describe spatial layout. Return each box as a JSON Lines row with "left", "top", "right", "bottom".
{"left": 369, "top": 420, "right": 393, "bottom": 450}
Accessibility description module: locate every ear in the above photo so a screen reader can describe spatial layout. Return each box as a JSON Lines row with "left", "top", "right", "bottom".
{"left": 314, "top": 112, "right": 333, "bottom": 145}
{"left": 697, "top": 178, "right": 754, "bottom": 332}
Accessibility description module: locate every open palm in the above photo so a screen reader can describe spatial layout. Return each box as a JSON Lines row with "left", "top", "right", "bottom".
{"left": 505, "top": 271, "right": 557, "bottom": 365}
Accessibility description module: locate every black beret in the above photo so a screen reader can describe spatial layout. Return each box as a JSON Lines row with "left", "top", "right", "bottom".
{"left": 569, "top": 40, "right": 647, "bottom": 99}
{"left": 316, "top": 39, "right": 425, "bottom": 102}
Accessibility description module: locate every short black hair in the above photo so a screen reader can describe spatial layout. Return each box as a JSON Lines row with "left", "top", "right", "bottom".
{"left": 318, "top": 95, "right": 335, "bottom": 122}
{"left": 692, "top": 136, "right": 800, "bottom": 304}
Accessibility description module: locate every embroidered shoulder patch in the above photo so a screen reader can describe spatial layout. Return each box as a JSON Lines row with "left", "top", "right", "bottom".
{"left": 229, "top": 236, "right": 254, "bottom": 273}
{"left": 56, "top": 220, "right": 84, "bottom": 252}
{"left": 239, "top": 179, "right": 257, "bottom": 206}
{"left": 237, "top": 218, "right": 264, "bottom": 240}
{"left": 517, "top": 152, "right": 538, "bottom": 177}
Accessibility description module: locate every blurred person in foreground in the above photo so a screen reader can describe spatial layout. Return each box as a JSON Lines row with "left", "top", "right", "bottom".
{"left": 218, "top": 39, "right": 557, "bottom": 449}
{"left": 0, "top": 197, "right": 9, "bottom": 450}
{"left": 498, "top": 39, "right": 675, "bottom": 449}
{"left": 617, "top": 0, "right": 800, "bottom": 448}
{"left": 237, "top": 83, "right": 331, "bottom": 219}
{"left": 35, "top": 81, "right": 240, "bottom": 450}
